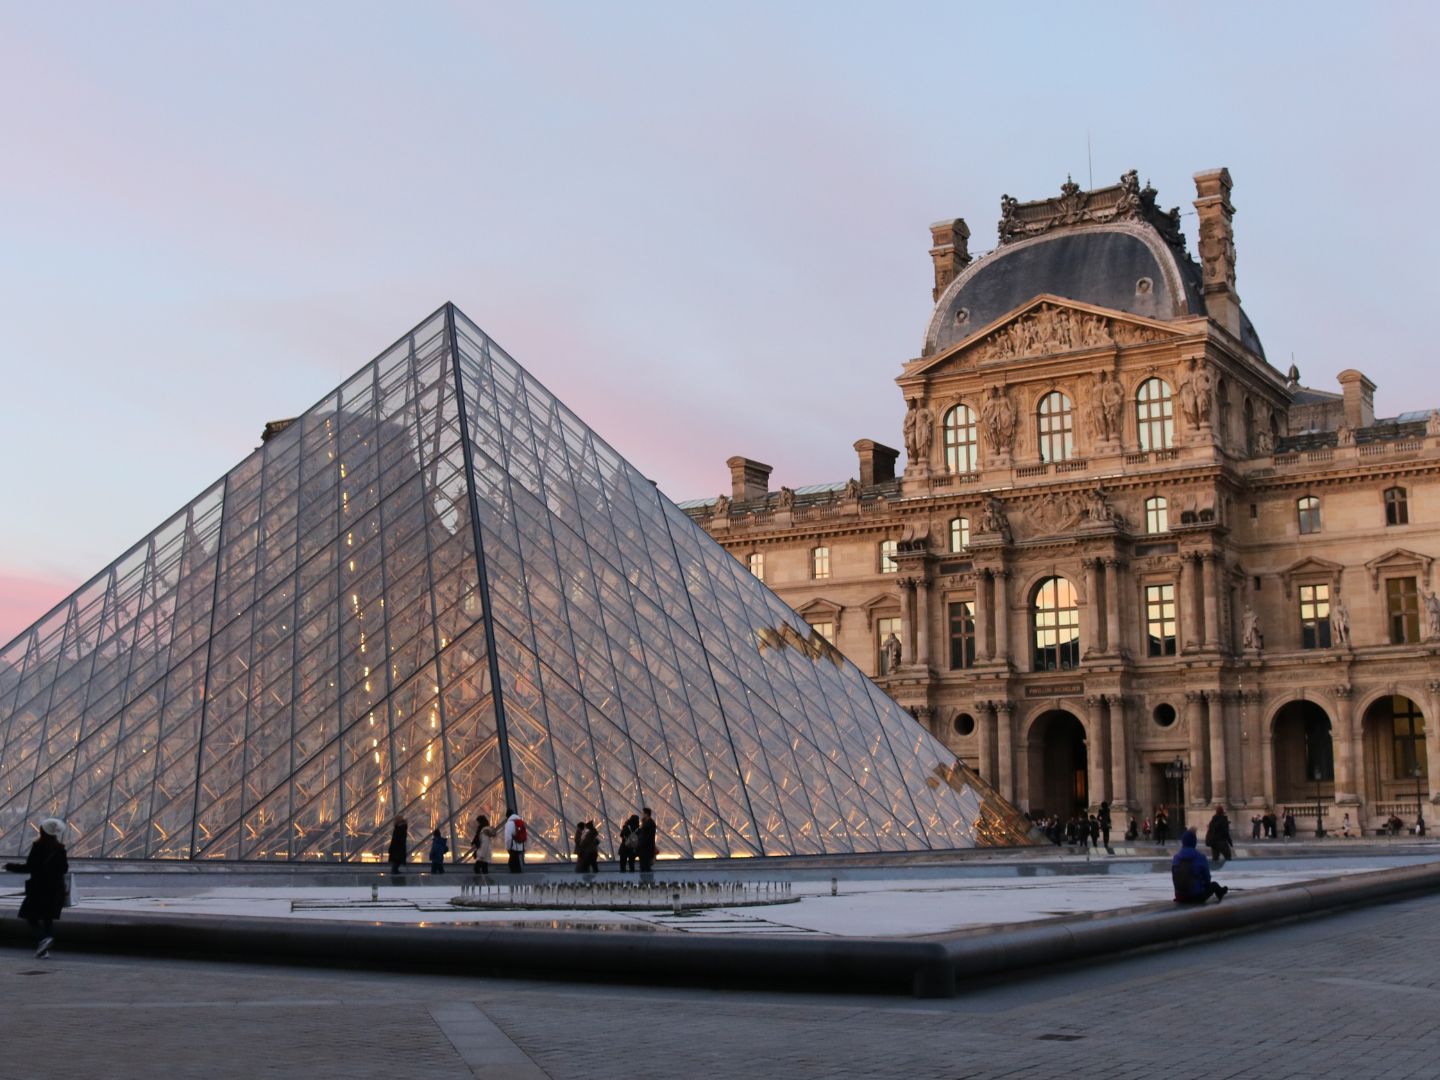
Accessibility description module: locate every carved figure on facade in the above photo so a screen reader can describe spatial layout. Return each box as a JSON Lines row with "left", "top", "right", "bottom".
{"left": 881, "top": 631, "right": 903, "bottom": 673}
{"left": 1336, "top": 423, "right": 1354, "bottom": 447}
{"left": 1241, "top": 604, "right": 1263, "bottom": 651}
{"left": 776, "top": 486, "right": 796, "bottom": 511}
{"left": 980, "top": 386, "right": 1016, "bottom": 455}
{"left": 903, "top": 398, "right": 935, "bottom": 464}
{"left": 993, "top": 171, "right": 1187, "bottom": 249}
{"left": 1200, "top": 218, "right": 1237, "bottom": 287}
{"left": 972, "top": 303, "right": 1136, "bottom": 363}
{"left": 997, "top": 194, "right": 1021, "bottom": 243}
{"left": 1027, "top": 491, "right": 1086, "bottom": 536}
{"left": 1177, "top": 358, "right": 1214, "bottom": 427}
{"left": 1088, "top": 370, "right": 1125, "bottom": 443}
{"left": 978, "top": 497, "right": 1010, "bottom": 537}
{"left": 711, "top": 493, "right": 730, "bottom": 518}
{"left": 1425, "top": 590, "right": 1440, "bottom": 641}
{"left": 841, "top": 477, "right": 861, "bottom": 501}
{"left": 1086, "top": 485, "right": 1125, "bottom": 528}
{"left": 1329, "top": 595, "right": 1351, "bottom": 647}
{"left": 1253, "top": 427, "right": 1274, "bottom": 456}
{"left": 1428, "top": 409, "right": 1440, "bottom": 437}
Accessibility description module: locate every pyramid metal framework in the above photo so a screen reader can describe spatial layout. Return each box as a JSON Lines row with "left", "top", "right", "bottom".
{"left": 0, "top": 305, "right": 1031, "bottom": 862}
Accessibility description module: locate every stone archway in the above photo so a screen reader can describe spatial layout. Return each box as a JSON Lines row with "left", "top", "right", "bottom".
{"left": 1360, "top": 694, "right": 1428, "bottom": 830}
{"left": 1272, "top": 700, "right": 1334, "bottom": 829}
{"left": 1026, "top": 710, "right": 1088, "bottom": 817}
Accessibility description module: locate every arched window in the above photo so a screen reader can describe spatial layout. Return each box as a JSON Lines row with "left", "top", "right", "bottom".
{"left": 1037, "top": 391, "right": 1074, "bottom": 463}
{"left": 1145, "top": 496, "right": 1169, "bottom": 534}
{"left": 1385, "top": 487, "right": 1409, "bottom": 526}
{"left": 949, "top": 516, "right": 970, "bottom": 553}
{"left": 1135, "top": 378, "right": 1175, "bottom": 451}
{"left": 879, "top": 539, "right": 898, "bottom": 574}
{"left": 944, "top": 404, "right": 978, "bottom": 474}
{"left": 1297, "top": 495, "right": 1321, "bottom": 535}
{"left": 1032, "top": 576, "right": 1080, "bottom": 671}
{"left": 747, "top": 552, "right": 765, "bottom": 581}
{"left": 811, "top": 545, "right": 830, "bottom": 580}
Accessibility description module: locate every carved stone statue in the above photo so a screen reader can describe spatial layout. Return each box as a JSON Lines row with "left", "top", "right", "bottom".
{"left": 1428, "top": 410, "right": 1440, "bottom": 437}
{"left": 1426, "top": 590, "right": 1440, "bottom": 641}
{"left": 979, "top": 496, "right": 1009, "bottom": 536}
{"left": 1336, "top": 423, "right": 1354, "bottom": 447}
{"left": 776, "top": 486, "right": 796, "bottom": 511}
{"left": 902, "top": 398, "right": 935, "bottom": 465}
{"left": 1329, "top": 595, "right": 1350, "bottom": 647}
{"left": 1177, "top": 358, "right": 1213, "bottom": 427}
{"left": 881, "top": 631, "right": 903, "bottom": 673}
{"left": 1241, "top": 604, "right": 1263, "bottom": 651}
{"left": 1254, "top": 428, "right": 1274, "bottom": 455}
{"left": 841, "top": 478, "right": 861, "bottom": 500}
{"left": 1089, "top": 370, "right": 1125, "bottom": 443}
{"left": 711, "top": 493, "right": 730, "bottom": 518}
{"left": 1086, "top": 485, "right": 1122, "bottom": 527}
{"left": 998, "top": 194, "right": 1020, "bottom": 242}
{"left": 980, "top": 386, "right": 1016, "bottom": 455}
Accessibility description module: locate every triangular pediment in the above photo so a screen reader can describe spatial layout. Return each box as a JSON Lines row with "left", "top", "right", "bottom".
{"left": 1365, "top": 548, "right": 1434, "bottom": 591}
{"left": 1279, "top": 556, "right": 1344, "bottom": 597}
{"left": 905, "top": 295, "right": 1185, "bottom": 378}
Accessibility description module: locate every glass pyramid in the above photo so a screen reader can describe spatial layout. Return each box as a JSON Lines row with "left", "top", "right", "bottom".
{"left": 0, "top": 305, "right": 1031, "bottom": 862}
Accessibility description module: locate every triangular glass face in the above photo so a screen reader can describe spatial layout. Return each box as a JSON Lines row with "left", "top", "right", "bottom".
{"left": 0, "top": 305, "right": 1032, "bottom": 863}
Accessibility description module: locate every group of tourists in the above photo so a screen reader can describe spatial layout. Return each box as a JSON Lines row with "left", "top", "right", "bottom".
{"left": 384, "top": 806, "right": 659, "bottom": 877}
{"left": 1031, "top": 801, "right": 1114, "bottom": 851}
{"left": 1248, "top": 809, "right": 1298, "bottom": 839}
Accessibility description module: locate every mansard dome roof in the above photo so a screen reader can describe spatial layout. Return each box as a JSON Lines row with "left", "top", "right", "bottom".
{"left": 924, "top": 174, "right": 1264, "bottom": 360}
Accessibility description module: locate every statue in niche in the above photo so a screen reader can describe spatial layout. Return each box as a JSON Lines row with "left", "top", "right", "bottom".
{"left": 1336, "top": 423, "right": 1354, "bottom": 447}
{"left": 841, "top": 477, "right": 861, "bottom": 500}
{"left": 980, "top": 385, "right": 1016, "bottom": 454}
{"left": 1177, "top": 358, "right": 1214, "bottom": 427}
{"left": 881, "top": 631, "right": 903, "bottom": 673}
{"left": 979, "top": 496, "right": 1009, "bottom": 536}
{"left": 1329, "top": 595, "right": 1350, "bottom": 647}
{"left": 1090, "top": 370, "right": 1125, "bottom": 442}
{"left": 1241, "top": 604, "right": 1263, "bottom": 651}
{"left": 1254, "top": 428, "right": 1274, "bottom": 455}
{"left": 1086, "top": 485, "right": 1122, "bottom": 526}
{"left": 1425, "top": 590, "right": 1440, "bottom": 641}
{"left": 903, "top": 398, "right": 935, "bottom": 464}
{"left": 711, "top": 493, "right": 731, "bottom": 518}
{"left": 1428, "top": 410, "right": 1440, "bottom": 436}
{"left": 777, "top": 486, "right": 796, "bottom": 511}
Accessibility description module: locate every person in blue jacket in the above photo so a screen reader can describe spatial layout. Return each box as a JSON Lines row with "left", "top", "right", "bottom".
{"left": 1172, "top": 828, "right": 1229, "bottom": 903}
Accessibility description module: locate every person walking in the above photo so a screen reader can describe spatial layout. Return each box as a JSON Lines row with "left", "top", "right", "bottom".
{"left": 503, "top": 807, "right": 527, "bottom": 873}
{"left": 1153, "top": 808, "right": 1170, "bottom": 845}
{"left": 428, "top": 828, "right": 449, "bottom": 874}
{"left": 387, "top": 816, "right": 409, "bottom": 880}
{"left": 1098, "top": 801, "right": 1113, "bottom": 852}
{"left": 4, "top": 817, "right": 69, "bottom": 958}
{"left": 618, "top": 814, "right": 640, "bottom": 873}
{"left": 1087, "top": 813, "right": 1101, "bottom": 851}
{"left": 576, "top": 821, "right": 600, "bottom": 875}
{"left": 1205, "top": 806, "right": 1233, "bottom": 865}
{"left": 471, "top": 814, "right": 499, "bottom": 874}
{"left": 1171, "top": 828, "right": 1229, "bottom": 904}
{"left": 637, "top": 807, "right": 658, "bottom": 876}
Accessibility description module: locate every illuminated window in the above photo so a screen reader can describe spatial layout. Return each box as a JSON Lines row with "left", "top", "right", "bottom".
{"left": 811, "top": 546, "right": 830, "bottom": 580}
{"left": 809, "top": 621, "right": 835, "bottom": 645}
{"left": 948, "top": 601, "right": 975, "bottom": 670}
{"left": 949, "top": 516, "right": 970, "bottom": 553}
{"left": 1385, "top": 487, "right": 1409, "bottom": 527}
{"left": 1136, "top": 378, "right": 1175, "bottom": 451}
{"left": 747, "top": 552, "right": 765, "bottom": 581}
{"left": 1391, "top": 696, "right": 1427, "bottom": 776}
{"left": 1145, "top": 496, "right": 1168, "bottom": 535}
{"left": 1297, "top": 496, "right": 1321, "bottom": 535}
{"left": 1387, "top": 577, "right": 1420, "bottom": 644}
{"left": 1299, "top": 583, "right": 1331, "bottom": 649}
{"left": 1145, "top": 583, "right": 1177, "bottom": 657}
{"left": 944, "top": 404, "right": 978, "bottom": 473}
{"left": 876, "top": 616, "right": 901, "bottom": 674}
{"left": 1032, "top": 576, "right": 1080, "bottom": 671}
{"left": 879, "top": 539, "right": 898, "bottom": 574}
{"left": 1037, "top": 392, "right": 1074, "bottom": 463}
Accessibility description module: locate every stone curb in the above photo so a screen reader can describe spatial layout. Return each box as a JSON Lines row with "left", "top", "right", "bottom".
{"left": 4, "top": 861, "right": 1437, "bottom": 999}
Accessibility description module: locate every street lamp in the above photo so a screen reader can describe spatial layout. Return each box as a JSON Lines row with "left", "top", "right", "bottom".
{"left": 1313, "top": 767, "right": 1325, "bottom": 839}
{"left": 1411, "top": 761, "right": 1426, "bottom": 837}
{"left": 1163, "top": 755, "right": 1191, "bottom": 835}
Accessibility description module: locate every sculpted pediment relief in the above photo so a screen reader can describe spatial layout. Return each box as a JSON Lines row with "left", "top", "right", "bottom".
{"left": 963, "top": 300, "right": 1175, "bottom": 364}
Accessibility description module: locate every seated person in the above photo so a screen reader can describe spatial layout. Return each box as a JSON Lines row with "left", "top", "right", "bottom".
{"left": 1172, "top": 828, "right": 1229, "bottom": 904}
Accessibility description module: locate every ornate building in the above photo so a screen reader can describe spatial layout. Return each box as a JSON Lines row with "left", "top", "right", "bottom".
{"left": 685, "top": 168, "right": 1440, "bottom": 835}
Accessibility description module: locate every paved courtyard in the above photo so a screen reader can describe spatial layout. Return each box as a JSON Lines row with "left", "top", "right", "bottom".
{"left": 3, "top": 888, "right": 1437, "bottom": 1079}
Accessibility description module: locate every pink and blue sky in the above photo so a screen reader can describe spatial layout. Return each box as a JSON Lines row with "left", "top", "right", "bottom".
{"left": 2, "top": 2, "right": 1437, "bottom": 643}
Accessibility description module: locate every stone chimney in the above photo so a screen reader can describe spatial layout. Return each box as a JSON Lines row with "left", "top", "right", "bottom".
{"left": 726, "top": 456, "right": 772, "bottom": 504}
{"left": 853, "top": 439, "right": 899, "bottom": 487}
{"left": 1193, "top": 168, "right": 1241, "bottom": 339}
{"left": 929, "top": 219, "right": 971, "bottom": 302}
{"left": 1337, "top": 370, "right": 1376, "bottom": 430}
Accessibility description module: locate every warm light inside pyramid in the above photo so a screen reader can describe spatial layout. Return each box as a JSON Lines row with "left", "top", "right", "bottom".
{"left": 0, "top": 305, "right": 1031, "bottom": 861}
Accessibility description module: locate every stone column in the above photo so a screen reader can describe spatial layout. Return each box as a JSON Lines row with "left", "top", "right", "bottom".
{"left": 897, "top": 576, "right": 916, "bottom": 666}
{"left": 1081, "top": 559, "right": 1100, "bottom": 658}
{"left": 976, "top": 701, "right": 995, "bottom": 783}
{"left": 996, "top": 701, "right": 1015, "bottom": 804}
{"left": 1180, "top": 555, "right": 1201, "bottom": 653}
{"left": 1107, "top": 694, "right": 1132, "bottom": 807}
{"left": 1104, "top": 557, "right": 1124, "bottom": 656}
{"left": 914, "top": 577, "right": 932, "bottom": 671}
{"left": 1205, "top": 690, "right": 1227, "bottom": 804}
{"left": 1425, "top": 682, "right": 1440, "bottom": 815}
{"left": 993, "top": 570, "right": 1011, "bottom": 667}
{"left": 974, "top": 571, "right": 992, "bottom": 663}
{"left": 1185, "top": 691, "right": 1209, "bottom": 805}
{"left": 1086, "top": 696, "right": 1110, "bottom": 807}
{"left": 1332, "top": 685, "right": 1358, "bottom": 804}
{"left": 1242, "top": 690, "right": 1265, "bottom": 807}
{"left": 1261, "top": 724, "right": 1276, "bottom": 810}
{"left": 1201, "top": 553, "right": 1221, "bottom": 652}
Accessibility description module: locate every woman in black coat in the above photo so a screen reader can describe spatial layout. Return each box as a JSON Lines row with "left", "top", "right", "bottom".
{"left": 387, "top": 816, "right": 409, "bottom": 878}
{"left": 4, "top": 817, "right": 69, "bottom": 958}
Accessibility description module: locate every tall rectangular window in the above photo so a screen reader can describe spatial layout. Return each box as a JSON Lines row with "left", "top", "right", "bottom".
{"left": 1299, "top": 583, "right": 1332, "bottom": 649}
{"left": 879, "top": 540, "right": 898, "bottom": 574}
{"left": 1387, "top": 576, "right": 1420, "bottom": 644}
{"left": 811, "top": 546, "right": 830, "bottom": 580}
{"left": 1145, "top": 583, "right": 1177, "bottom": 657}
{"left": 1385, "top": 487, "right": 1409, "bottom": 526}
{"left": 948, "top": 601, "right": 975, "bottom": 670}
{"left": 1297, "top": 496, "right": 1321, "bottom": 535}
{"left": 949, "top": 517, "right": 969, "bottom": 553}
{"left": 747, "top": 552, "right": 765, "bottom": 581}
{"left": 810, "top": 621, "right": 835, "bottom": 646}
{"left": 876, "top": 616, "right": 901, "bottom": 675}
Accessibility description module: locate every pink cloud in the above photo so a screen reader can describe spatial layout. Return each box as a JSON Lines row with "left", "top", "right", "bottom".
{"left": 0, "top": 570, "right": 79, "bottom": 650}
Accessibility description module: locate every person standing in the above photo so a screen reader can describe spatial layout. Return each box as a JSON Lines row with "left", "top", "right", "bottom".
{"left": 637, "top": 807, "right": 658, "bottom": 876}
{"left": 1171, "top": 828, "right": 1228, "bottom": 904}
{"left": 577, "top": 821, "right": 600, "bottom": 875}
{"left": 618, "top": 814, "right": 640, "bottom": 872}
{"left": 387, "top": 816, "right": 409, "bottom": 880}
{"left": 1205, "top": 806, "right": 1233, "bottom": 865}
{"left": 503, "top": 806, "right": 527, "bottom": 873}
{"left": 471, "top": 814, "right": 499, "bottom": 874}
{"left": 1087, "top": 813, "right": 1100, "bottom": 851}
{"left": 4, "top": 818, "right": 69, "bottom": 958}
{"left": 1154, "top": 808, "right": 1170, "bottom": 845}
{"left": 428, "top": 828, "right": 449, "bottom": 874}
{"left": 1098, "top": 801, "right": 1112, "bottom": 852}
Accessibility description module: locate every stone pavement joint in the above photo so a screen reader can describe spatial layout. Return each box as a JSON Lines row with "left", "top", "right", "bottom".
{"left": 429, "top": 1001, "right": 553, "bottom": 1080}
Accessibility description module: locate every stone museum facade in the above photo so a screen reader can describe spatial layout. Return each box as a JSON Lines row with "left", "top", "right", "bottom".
{"left": 685, "top": 168, "right": 1440, "bottom": 835}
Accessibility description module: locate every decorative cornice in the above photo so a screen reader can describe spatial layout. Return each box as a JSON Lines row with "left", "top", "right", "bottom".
{"left": 998, "top": 170, "right": 1186, "bottom": 249}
